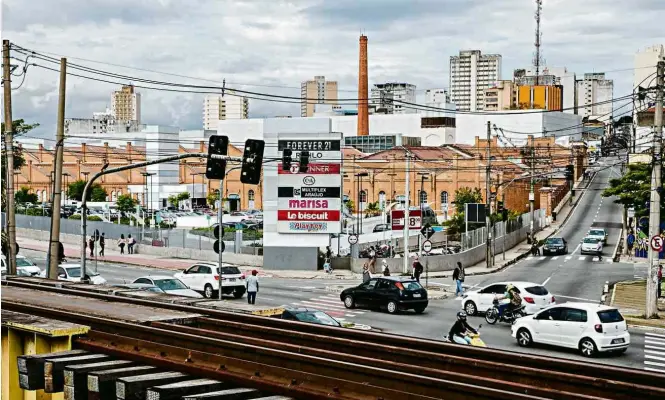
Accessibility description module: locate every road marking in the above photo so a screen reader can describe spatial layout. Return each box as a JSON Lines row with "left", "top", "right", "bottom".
{"left": 542, "top": 276, "right": 552, "bottom": 286}
{"left": 645, "top": 337, "right": 665, "bottom": 344}
{"left": 552, "top": 294, "right": 598, "bottom": 302}
{"left": 645, "top": 360, "right": 665, "bottom": 368}
{"left": 592, "top": 257, "right": 600, "bottom": 261}
{"left": 526, "top": 256, "right": 534, "bottom": 260}
{"left": 578, "top": 256, "right": 586, "bottom": 261}
{"left": 551, "top": 256, "right": 559, "bottom": 260}
{"left": 539, "top": 256, "right": 546, "bottom": 261}
{"left": 298, "top": 300, "right": 347, "bottom": 310}
{"left": 646, "top": 332, "right": 665, "bottom": 339}
{"left": 565, "top": 256, "right": 573, "bottom": 260}
{"left": 645, "top": 354, "right": 665, "bottom": 362}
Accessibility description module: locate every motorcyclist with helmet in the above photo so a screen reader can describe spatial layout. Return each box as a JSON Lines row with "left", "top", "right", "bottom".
{"left": 448, "top": 311, "right": 478, "bottom": 345}
{"left": 495, "top": 283, "right": 523, "bottom": 318}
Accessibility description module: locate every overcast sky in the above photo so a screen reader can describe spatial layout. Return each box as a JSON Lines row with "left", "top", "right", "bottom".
{"left": 2, "top": 0, "right": 664, "bottom": 139}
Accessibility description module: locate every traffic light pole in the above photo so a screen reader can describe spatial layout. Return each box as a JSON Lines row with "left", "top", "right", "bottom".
{"left": 78, "top": 152, "right": 241, "bottom": 281}
{"left": 217, "top": 179, "right": 224, "bottom": 300}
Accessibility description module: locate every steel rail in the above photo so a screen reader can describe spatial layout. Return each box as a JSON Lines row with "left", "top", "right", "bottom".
{"left": 3, "top": 300, "right": 541, "bottom": 400}
{"left": 4, "top": 279, "right": 663, "bottom": 393}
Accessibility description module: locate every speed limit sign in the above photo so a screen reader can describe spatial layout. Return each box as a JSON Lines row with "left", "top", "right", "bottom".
{"left": 422, "top": 240, "right": 433, "bottom": 254}
{"left": 651, "top": 235, "right": 664, "bottom": 252}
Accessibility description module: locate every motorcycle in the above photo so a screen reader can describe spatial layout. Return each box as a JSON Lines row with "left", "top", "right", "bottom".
{"left": 485, "top": 299, "right": 527, "bottom": 325}
{"left": 443, "top": 324, "right": 486, "bottom": 347}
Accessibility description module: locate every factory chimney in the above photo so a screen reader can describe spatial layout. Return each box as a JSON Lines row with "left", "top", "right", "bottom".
{"left": 357, "top": 34, "right": 369, "bottom": 136}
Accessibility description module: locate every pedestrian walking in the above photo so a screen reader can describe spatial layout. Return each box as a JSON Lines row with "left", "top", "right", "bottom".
{"left": 323, "top": 258, "right": 333, "bottom": 274}
{"left": 127, "top": 234, "right": 136, "bottom": 254}
{"left": 627, "top": 231, "right": 635, "bottom": 258}
{"left": 325, "top": 246, "right": 332, "bottom": 260}
{"left": 362, "top": 264, "right": 371, "bottom": 283}
{"left": 99, "top": 233, "right": 105, "bottom": 256}
{"left": 382, "top": 260, "right": 390, "bottom": 276}
{"left": 246, "top": 270, "right": 259, "bottom": 305}
{"left": 453, "top": 261, "right": 465, "bottom": 298}
{"left": 412, "top": 256, "right": 424, "bottom": 283}
{"left": 658, "top": 265, "right": 663, "bottom": 299}
{"left": 118, "top": 234, "right": 126, "bottom": 254}
{"left": 88, "top": 236, "right": 95, "bottom": 257}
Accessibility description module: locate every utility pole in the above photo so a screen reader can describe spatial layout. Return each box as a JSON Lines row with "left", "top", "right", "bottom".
{"left": 403, "top": 151, "right": 410, "bottom": 274}
{"left": 47, "top": 58, "right": 67, "bottom": 279}
{"left": 529, "top": 136, "right": 535, "bottom": 242}
{"left": 217, "top": 179, "right": 224, "bottom": 300}
{"left": 486, "top": 122, "right": 492, "bottom": 268}
{"left": 646, "top": 61, "right": 664, "bottom": 318}
{"left": 3, "top": 40, "right": 17, "bottom": 275}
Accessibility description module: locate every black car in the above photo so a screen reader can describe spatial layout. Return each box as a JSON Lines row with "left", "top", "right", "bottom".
{"left": 280, "top": 307, "right": 342, "bottom": 327}
{"left": 340, "top": 277, "right": 428, "bottom": 314}
{"left": 542, "top": 237, "right": 568, "bottom": 255}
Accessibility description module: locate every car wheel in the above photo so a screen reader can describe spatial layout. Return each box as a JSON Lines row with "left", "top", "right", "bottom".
{"left": 414, "top": 307, "right": 426, "bottom": 314}
{"left": 579, "top": 338, "right": 597, "bottom": 357}
{"left": 233, "top": 289, "right": 244, "bottom": 299}
{"left": 517, "top": 328, "right": 533, "bottom": 347}
{"left": 386, "top": 301, "right": 398, "bottom": 314}
{"left": 343, "top": 295, "right": 355, "bottom": 309}
{"left": 464, "top": 301, "right": 477, "bottom": 316}
{"left": 203, "top": 284, "right": 214, "bottom": 299}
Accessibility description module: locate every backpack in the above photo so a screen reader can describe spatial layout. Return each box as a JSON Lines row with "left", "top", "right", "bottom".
{"left": 510, "top": 289, "right": 522, "bottom": 306}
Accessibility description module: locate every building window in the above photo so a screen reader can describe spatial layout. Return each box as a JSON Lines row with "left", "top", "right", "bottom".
{"left": 441, "top": 191, "right": 449, "bottom": 208}
{"left": 248, "top": 190, "right": 255, "bottom": 201}
{"left": 359, "top": 190, "right": 367, "bottom": 203}
{"left": 378, "top": 191, "right": 386, "bottom": 210}
{"left": 419, "top": 190, "right": 428, "bottom": 205}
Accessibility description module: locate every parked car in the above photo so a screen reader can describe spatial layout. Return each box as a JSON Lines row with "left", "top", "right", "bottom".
{"left": 112, "top": 283, "right": 165, "bottom": 293}
{"left": 280, "top": 307, "right": 342, "bottom": 327}
{"left": 45, "top": 263, "right": 107, "bottom": 285}
{"left": 14, "top": 255, "right": 42, "bottom": 276}
{"left": 542, "top": 237, "right": 568, "bottom": 255}
{"left": 225, "top": 211, "right": 253, "bottom": 224}
{"left": 373, "top": 224, "right": 390, "bottom": 233}
{"left": 581, "top": 237, "right": 603, "bottom": 255}
{"left": 512, "top": 303, "right": 630, "bottom": 357}
{"left": 131, "top": 276, "right": 203, "bottom": 298}
{"left": 587, "top": 228, "right": 608, "bottom": 244}
{"left": 460, "top": 281, "right": 555, "bottom": 316}
{"left": 340, "top": 277, "right": 428, "bottom": 314}
{"left": 174, "top": 262, "right": 246, "bottom": 299}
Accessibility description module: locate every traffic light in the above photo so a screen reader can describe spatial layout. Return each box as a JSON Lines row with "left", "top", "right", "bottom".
{"left": 565, "top": 164, "right": 574, "bottom": 181}
{"left": 298, "top": 151, "right": 310, "bottom": 173}
{"left": 240, "top": 139, "right": 265, "bottom": 185}
{"left": 497, "top": 200, "right": 504, "bottom": 213}
{"left": 282, "top": 149, "right": 292, "bottom": 171}
{"left": 205, "top": 135, "right": 229, "bottom": 180}
{"left": 213, "top": 223, "right": 225, "bottom": 254}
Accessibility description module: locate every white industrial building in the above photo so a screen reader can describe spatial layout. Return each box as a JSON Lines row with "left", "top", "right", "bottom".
{"left": 369, "top": 82, "right": 417, "bottom": 114}
{"left": 450, "top": 50, "right": 502, "bottom": 112}
{"left": 203, "top": 91, "right": 249, "bottom": 130}
{"left": 576, "top": 73, "right": 614, "bottom": 118}
{"left": 633, "top": 45, "right": 664, "bottom": 153}
{"left": 456, "top": 110, "right": 584, "bottom": 146}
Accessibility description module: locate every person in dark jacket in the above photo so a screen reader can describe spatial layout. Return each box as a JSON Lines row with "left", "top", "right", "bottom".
{"left": 88, "top": 236, "right": 95, "bottom": 257}
{"left": 362, "top": 264, "right": 371, "bottom": 283}
{"left": 412, "top": 256, "right": 424, "bottom": 282}
{"left": 453, "top": 261, "right": 465, "bottom": 297}
{"left": 99, "top": 233, "right": 105, "bottom": 256}
{"left": 448, "top": 311, "right": 477, "bottom": 344}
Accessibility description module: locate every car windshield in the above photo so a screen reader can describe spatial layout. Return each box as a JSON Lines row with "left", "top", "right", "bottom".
{"left": 401, "top": 281, "right": 423, "bottom": 291}
{"left": 525, "top": 286, "right": 549, "bottom": 295}
{"left": 16, "top": 258, "right": 34, "bottom": 267}
{"left": 65, "top": 267, "right": 81, "bottom": 277}
{"left": 154, "top": 279, "right": 188, "bottom": 291}
{"left": 293, "top": 311, "right": 339, "bottom": 326}
{"left": 583, "top": 238, "right": 600, "bottom": 244}
{"left": 217, "top": 266, "right": 241, "bottom": 275}
{"left": 589, "top": 230, "right": 605, "bottom": 236}
{"left": 545, "top": 238, "right": 563, "bottom": 245}
{"left": 597, "top": 309, "right": 624, "bottom": 323}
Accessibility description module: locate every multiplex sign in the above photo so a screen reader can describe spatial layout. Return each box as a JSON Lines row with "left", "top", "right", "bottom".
{"left": 276, "top": 135, "right": 342, "bottom": 234}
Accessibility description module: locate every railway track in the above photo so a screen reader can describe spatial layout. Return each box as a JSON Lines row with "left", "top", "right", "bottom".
{"left": 3, "top": 278, "right": 665, "bottom": 400}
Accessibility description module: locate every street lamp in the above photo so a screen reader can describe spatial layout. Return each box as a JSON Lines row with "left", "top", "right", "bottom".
{"left": 141, "top": 172, "right": 156, "bottom": 211}
{"left": 62, "top": 172, "right": 70, "bottom": 204}
{"left": 355, "top": 172, "right": 369, "bottom": 235}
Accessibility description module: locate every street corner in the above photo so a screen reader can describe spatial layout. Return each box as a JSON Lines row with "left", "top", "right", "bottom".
{"left": 623, "top": 314, "right": 665, "bottom": 330}
{"left": 424, "top": 287, "right": 450, "bottom": 300}
{"left": 325, "top": 284, "right": 354, "bottom": 293}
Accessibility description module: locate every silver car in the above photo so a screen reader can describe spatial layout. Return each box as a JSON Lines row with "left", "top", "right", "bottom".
{"left": 587, "top": 228, "right": 608, "bottom": 244}
{"left": 131, "top": 276, "right": 203, "bottom": 298}
{"left": 581, "top": 237, "right": 603, "bottom": 255}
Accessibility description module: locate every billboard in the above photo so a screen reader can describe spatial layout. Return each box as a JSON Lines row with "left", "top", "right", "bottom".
{"left": 276, "top": 137, "right": 342, "bottom": 234}
{"left": 391, "top": 209, "right": 422, "bottom": 230}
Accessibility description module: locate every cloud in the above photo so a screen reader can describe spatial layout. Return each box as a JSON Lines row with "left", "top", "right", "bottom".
{"left": 3, "top": 0, "right": 664, "bottom": 139}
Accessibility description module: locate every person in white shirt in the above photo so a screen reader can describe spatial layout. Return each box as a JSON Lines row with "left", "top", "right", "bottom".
{"left": 246, "top": 269, "right": 259, "bottom": 304}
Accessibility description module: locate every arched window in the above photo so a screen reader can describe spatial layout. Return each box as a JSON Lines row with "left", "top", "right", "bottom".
{"left": 441, "top": 191, "right": 449, "bottom": 209}
{"left": 111, "top": 191, "right": 117, "bottom": 201}
{"left": 419, "top": 191, "right": 428, "bottom": 205}
{"left": 378, "top": 191, "right": 386, "bottom": 210}
{"left": 248, "top": 190, "right": 255, "bottom": 201}
{"left": 359, "top": 190, "right": 367, "bottom": 203}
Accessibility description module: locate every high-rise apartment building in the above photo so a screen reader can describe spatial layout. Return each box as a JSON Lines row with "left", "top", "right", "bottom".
{"left": 425, "top": 88, "right": 451, "bottom": 104}
{"left": 369, "top": 82, "right": 416, "bottom": 114}
{"left": 634, "top": 45, "right": 664, "bottom": 91}
{"left": 483, "top": 81, "right": 517, "bottom": 111}
{"left": 449, "top": 50, "right": 502, "bottom": 112}
{"left": 111, "top": 85, "right": 141, "bottom": 123}
{"left": 203, "top": 92, "right": 249, "bottom": 130}
{"left": 300, "top": 76, "right": 338, "bottom": 117}
{"left": 576, "top": 73, "right": 613, "bottom": 118}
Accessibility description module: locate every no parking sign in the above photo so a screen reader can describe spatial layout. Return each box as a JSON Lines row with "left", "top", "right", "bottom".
{"left": 650, "top": 235, "right": 664, "bottom": 252}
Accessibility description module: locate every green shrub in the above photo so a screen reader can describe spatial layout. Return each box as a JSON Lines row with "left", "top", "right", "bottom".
{"left": 68, "top": 214, "right": 82, "bottom": 220}
{"left": 87, "top": 215, "right": 103, "bottom": 221}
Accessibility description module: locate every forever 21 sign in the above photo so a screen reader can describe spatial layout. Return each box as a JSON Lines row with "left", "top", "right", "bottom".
{"left": 278, "top": 140, "right": 341, "bottom": 152}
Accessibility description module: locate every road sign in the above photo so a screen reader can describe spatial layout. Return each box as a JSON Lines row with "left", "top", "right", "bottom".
{"left": 420, "top": 223, "right": 434, "bottom": 239}
{"left": 94, "top": 229, "right": 100, "bottom": 241}
{"left": 650, "top": 235, "right": 664, "bottom": 252}
{"left": 213, "top": 240, "right": 225, "bottom": 254}
{"left": 422, "top": 240, "right": 433, "bottom": 254}
{"left": 391, "top": 209, "right": 422, "bottom": 230}
{"left": 348, "top": 234, "right": 359, "bottom": 245}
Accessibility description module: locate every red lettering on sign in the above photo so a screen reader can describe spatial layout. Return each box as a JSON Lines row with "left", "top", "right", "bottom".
{"left": 278, "top": 163, "right": 341, "bottom": 174}
{"left": 288, "top": 199, "right": 329, "bottom": 208}
{"left": 277, "top": 210, "right": 341, "bottom": 221}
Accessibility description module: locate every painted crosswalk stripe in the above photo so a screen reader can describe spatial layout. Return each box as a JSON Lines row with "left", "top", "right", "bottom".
{"left": 298, "top": 300, "right": 348, "bottom": 310}
{"left": 526, "top": 257, "right": 534, "bottom": 260}
{"left": 551, "top": 256, "right": 559, "bottom": 260}
{"left": 578, "top": 256, "right": 586, "bottom": 261}
{"left": 645, "top": 337, "right": 665, "bottom": 344}
{"left": 592, "top": 257, "right": 600, "bottom": 262}
{"left": 565, "top": 256, "right": 572, "bottom": 260}
{"left": 539, "top": 256, "right": 547, "bottom": 261}
{"left": 645, "top": 360, "right": 665, "bottom": 368}
{"left": 647, "top": 332, "right": 665, "bottom": 339}
{"left": 645, "top": 354, "right": 665, "bottom": 362}
{"left": 645, "top": 347, "right": 665, "bottom": 355}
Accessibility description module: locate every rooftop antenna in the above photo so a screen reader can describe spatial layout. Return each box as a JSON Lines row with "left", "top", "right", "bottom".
{"left": 533, "top": 0, "right": 543, "bottom": 86}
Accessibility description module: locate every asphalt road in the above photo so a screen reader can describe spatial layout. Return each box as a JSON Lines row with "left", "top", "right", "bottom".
{"left": 14, "top": 159, "right": 663, "bottom": 374}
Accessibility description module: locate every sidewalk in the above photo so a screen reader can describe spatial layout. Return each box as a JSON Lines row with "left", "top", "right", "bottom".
{"left": 609, "top": 280, "right": 665, "bottom": 328}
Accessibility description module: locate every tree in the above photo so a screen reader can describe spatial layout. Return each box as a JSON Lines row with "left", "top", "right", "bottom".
{"left": 345, "top": 199, "right": 355, "bottom": 214}
{"left": 2, "top": 120, "right": 39, "bottom": 205}
{"left": 365, "top": 201, "right": 380, "bottom": 217}
{"left": 15, "top": 187, "right": 39, "bottom": 204}
{"left": 207, "top": 191, "right": 219, "bottom": 208}
{"left": 116, "top": 194, "right": 138, "bottom": 213}
{"left": 444, "top": 187, "right": 484, "bottom": 234}
{"left": 67, "top": 180, "right": 108, "bottom": 202}
{"left": 602, "top": 163, "right": 663, "bottom": 221}
{"left": 177, "top": 192, "right": 190, "bottom": 201}
{"left": 168, "top": 195, "right": 178, "bottom": 208}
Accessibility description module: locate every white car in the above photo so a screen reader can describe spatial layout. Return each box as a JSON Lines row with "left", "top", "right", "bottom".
{"left": 53, "top": 264, "right": 107, "bottom": 285}
{"left": 131, "top": 276, "right": 203, "bottom": 298}
{"left": 224, "top": 211, "right": 253, "bottom": 224}
{"left": 16, "top": 255, "right": 42, "bottom": 276}
{"left": 587, "top": 228, "right": 608, "bottom": 244}
{"left": 511, "top": 303, "right": 630, "bottom": 357}
{"left": 174, "top": 262, "right": 246, "bottom": 299}
{"left": 581, "top": 237, "right": 603, "bottom": 255}
{"left": 460, "top": 281, "right": 555, "bottom": 316}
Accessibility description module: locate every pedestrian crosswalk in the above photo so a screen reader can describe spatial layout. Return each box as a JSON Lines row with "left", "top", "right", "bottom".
{"left": 286, "top": 293, "right": 365, "bottom": 321}
{"left": 643, "top": 332, "right": 665, "bottom": 374}
{"left": 526, "top": 255, "right": 614, "bottom": 263}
